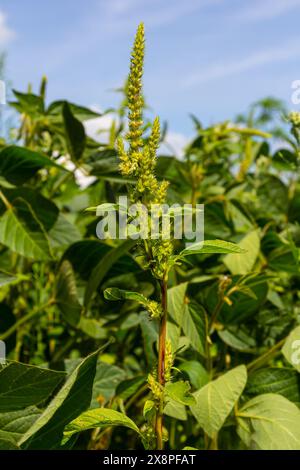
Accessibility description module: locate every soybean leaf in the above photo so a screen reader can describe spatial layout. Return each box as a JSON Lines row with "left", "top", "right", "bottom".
{"left": 62, "top": 408, "right": 140, "bottom": 444}
{"left": 48, "top": 100, "right": 101, "bottom": 121}
{"left": 0, "top": 407, "right": 41, "bottom": 450}
{"left": 116, "top": 376, "right": 145, "bottom": 401}
{"left": 179, "top": 361, "right": 209, "bottom": 390}
{"left": 62, "top": 102, "right": 86, "bottom": 162}
{"left": 19, "top": 350, "right": 99, "bottom": 449}
{"left": 190, "top": 365, "right": 247, "bottom": 437}
{"left": 164, "top": 400, "right": 187, "bottom": 421}
{"left": 56, "top": 260, "right": 82, "bottom": 327}
{"left": 0, "top": 362, "right": 65, "bottom": 411}
{"left": 0, "top": 200, "right": 52, "bottom": 260}
{"left": 0, "top": 146, "right": 64, "bottom": 185}
{"left": 84, "top": 239, "right": 137, "bottom": 308}
{"left": 237, "top": 393, "right": 300, "bottom": 450}
{"left": 245, "top": 368, "right": 300, "bottom": 405}
{"left": 224, "top": 230, "right": 260, "bottom": 274}
{"left": 91, "top": 362, "right": 126, "bottom": 407}
{"left": 180, "top": 239, "right": 246, "bottom": 256}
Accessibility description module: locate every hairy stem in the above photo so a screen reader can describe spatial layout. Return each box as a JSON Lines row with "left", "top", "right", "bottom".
{"left": 156, "top": 278, "right": 168, "bottom": 450}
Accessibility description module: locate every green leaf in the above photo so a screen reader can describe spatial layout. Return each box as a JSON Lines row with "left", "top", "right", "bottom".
{"left": 0, "top": 406, "right": 41, "bottom": 450}
{"left": 0, "top": 146, "right": 64, "bottom": 185}
{"left": 282, "top": 326, "right": 300, "bottom": 372}
{"left": 116, "top": 376, "right": 145, "bottom": 401}
{"left": 47, "top": 100, "right": 101, "bottom": 121}
{"left": 78, "top": 318, "right": 107, "bottom": 339}
{"left": 19, "top": 349, "right": 99, "bottom": 449}
{"left": 104, "top": 287, "right": 146, "bottom": 303}
{"left": 182, "top": 300, "right": 207, "bottom": 355}
{"left": 190, "top": 365, "right": 247, "bottom": 437}
{"left": 245, "top": 368, "right": 300, "bottom": 405}
{"left": 237, "top": 394, "right": 300, "bottom": 450}
{"left": 62, "top": 102, "right": 86, "bottom": 162}
{"left": 56, "top": 260, "right": 82, "bottom": 327}
{"left": 91, "top": 362, "right": 126, "bottom": 407}
{"left": 180, "top": 239, "right": 246, "bottom": 256}
{"left": 48, "top": 214, "right": 81, "bottom": 249}
{"left": 165, "top": 381, "right": 196, "bottom": 406}
{"left": 164, "top": 400, "right": 187, "bottom": 421}
{"left": 143, "top": 400, "right": 156, "bottom": 421}
{"left": 63, "top": 408, "right": 140, "bottom": 444}
{"left": 0, "top": 201, "right": 51, "bottom": 260}
{"left": 84, "top": 239, "right": 136, "bottom": 308}
{"left": 0, "top": 362, "right": 65, "bottom": 411}
{"left": 224, "top": 230, "right": 260, "bottom": 274}
{"left": 179, "top": 361, "right": 209, "bottom": 389}
{"left": 168, "top": 283, "right": 188, "bottom": 326}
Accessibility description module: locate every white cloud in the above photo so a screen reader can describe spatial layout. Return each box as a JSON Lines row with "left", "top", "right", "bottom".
{"left": 0, "top": 11, "right": 15, "bottom": 47}
{"left": 234, "top": 0, "right": 300, "bottom": 22}
{"left": 161, "top": 131, "right": 189, "bottom": 159}
{"left": 183, "top": 39, "right": 300, "bottom": 87}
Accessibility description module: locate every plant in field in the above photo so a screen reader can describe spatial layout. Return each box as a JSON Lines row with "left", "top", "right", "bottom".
{"left": 0, "top": 22, "right": 300, "bottom": 452}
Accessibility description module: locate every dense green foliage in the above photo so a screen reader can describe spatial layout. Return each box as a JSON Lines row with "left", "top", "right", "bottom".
{"left": 0, "top": 24, "right": 300, "bottom": 450}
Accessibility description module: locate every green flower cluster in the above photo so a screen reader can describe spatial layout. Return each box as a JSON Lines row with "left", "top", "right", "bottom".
{"left": 117, "top": 23, "right": 173, "bottom": 280}
{"left": 118, "top": 23, "right": 169, "bottom": 205}
{"left": 288, "top": 111, "right": 300, "bottom": 127}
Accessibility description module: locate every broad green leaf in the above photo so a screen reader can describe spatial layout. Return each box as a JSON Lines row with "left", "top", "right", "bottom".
{"left": 182, "top": 300, "right": 207, "bottom": 355}
{"left": 11, "top": 90, "right": 44, "bottom": 116}
{"left": 218, "top": 326, "right": 256, "bottom": 352}
{"left": 164, "top": 400, "right": 187, "bottom": 421}
{"left": 237, "top": 394, "right": 300, "bottom": 450}
{"left": 62, "top": 102, "right": 86, "bottom": 162}
{"left": 84, "top": 239, "right": 136, "bottom": 308}
{"left": 0, "top": 201, "right": 51, "bottom": 260}
{"left": 91, "top": 362, "right": 126, "bottom": 407}
{"left": 19, "top": 349, "right": 99, "bottom": 449}
{"left": 56, "top": 260, "right": 81, "bottom": 327}
{"left": 179, "top": 361, "right": 209, "bottom": 389}
{"left": 282, "top": 326, "right": 300, "bottom": 372}
{"left": 165, "top": 381, "right": 196, "bottom": 406}
{"left": 78, "top": 318, "right": 107, "bottom": 339}
{"left": 246, "top": 368, "right": 300, "bottom": 405}
{"left": 168, "top": 283, "right": 188, "bottom": 326}
{"left": 63, "top": 408, "right": 140, "bottom": 444}
{"left": 224, "top": 230, "right": 260, "bottom": 274}
{"left": 0, "top": 406, "right": 41, "bottom": 450}
{"left": 0, "top": 146, "right": 64, "bottom": 185}
{"left": 47, "top": 100, "right": 101, "bottom": 121}
{"left": 63, "top": 240, "right": 140, "bottom": 281}
{"left": 190, "top": 365, "right": 247, "bottom": 437}
{"left": 180, "top": 239, "right": 246, "bottom": 256}
{"left": 116, "top": 376, "right": 145, "bottom": 401}
{"left": 0, "top": 362, "right": 65, "bottom": 411}
{"left": 48, "top": 214, "right": 81, "bottom": 249}
{"left": 2, "top": 187, "right": 59, "bottom": 231}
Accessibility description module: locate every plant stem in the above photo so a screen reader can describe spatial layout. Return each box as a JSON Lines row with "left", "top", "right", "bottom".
{"left": 155, "top": 278, "right": 168, "bottom": 450}
{"left": 247, "top": 337, "right": 286, "bottom": 371}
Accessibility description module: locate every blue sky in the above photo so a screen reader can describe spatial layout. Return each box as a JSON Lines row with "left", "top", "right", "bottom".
{"left": 0, "top": 0, "right": 300, "bottom": 152}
